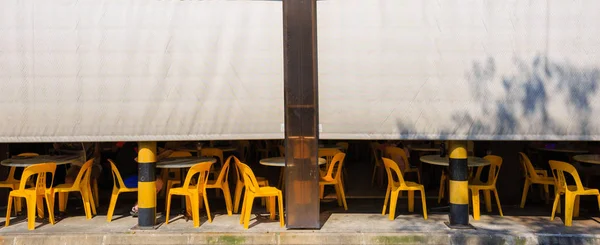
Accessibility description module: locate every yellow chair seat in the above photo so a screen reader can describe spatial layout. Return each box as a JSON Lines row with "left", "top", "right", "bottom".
{"left": 319, "top": 153, "right": 348, "bottom": 210}
{"left": 381, "top": 157, "right": 427, "bottom": 220}
{"left": 238, "top": 162, "right": 284, "bottom": 229}
{"left": 165, "top": 162, "right": 213, "bottom": 228}
{"left": 5, "top": 163, "right": 57, "bottom": 230}
{"left": 54, "top": 159, "right": 96, "bottom": 219}
{"left": 469, "top": 155, "right": 503, "bottom": 220}
{"left": 519, "top": 152, "right": 555, "bottom": 208}
{"left": 106, "top": 160, "right": 138, "bottom": 222}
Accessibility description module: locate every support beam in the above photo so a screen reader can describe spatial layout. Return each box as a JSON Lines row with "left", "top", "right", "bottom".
{"left": 137, "top": 141, "right": 157, "bottom": 229}
{"left": 447, "top": 141, "right": 471, "bottom": 229}
{"left": 283, "top": 0, "right": 320, "bottom": 229}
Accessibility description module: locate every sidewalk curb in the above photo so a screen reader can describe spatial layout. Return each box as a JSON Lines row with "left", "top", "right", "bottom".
{"left": 2, "top": 231, "right": 600, "bottom": 245}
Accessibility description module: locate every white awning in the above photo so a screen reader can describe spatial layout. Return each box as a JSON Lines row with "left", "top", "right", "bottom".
{"left": 1, "top": 0, "right": 599, "bottom": 142}
{"left": 0, "top": 0, "right": 285, "bottom": 142}
{"left": 318, "top": 0, "right": 600, "bottom": 140}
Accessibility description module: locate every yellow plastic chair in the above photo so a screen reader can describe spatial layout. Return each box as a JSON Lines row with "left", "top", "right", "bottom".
{"left": 370, "top": 142, "right": 384, "bottom": 187}
{"left": 237, "top": 140, "right": 251, "bottom": 162}
{"left": 233, "top": 157, "right": 269, "bottom": 213}
{"left": 385, "top": 146, "right": 421, "bottom": 183}
{"left": 165, "top": 161, "right": 213, "bottom": 228}
{"left": 549, "top": 160, "right": 600, "bottom": 226}
{"left": 161, "top": 151, "right": 193, "bottom": 197}
{"left": 469, "top": 155, "right": 503, "bottom": 220}
{"left": 205, "top": 156, "right": 234, "bottom": 216}
{"left": 381, "top": 157, "right": 427, "bottom": 220}
{"left": 238, "top": 162, "right": 284, "bottom": 229}
{"left": 54, "top": 159, "right": 96, "bottom": 219}
{"left": 5, "top": 163, "right": 57, "bottom": 230}
{"left": 0, "top": 153, "right": 40, "bottom": 214}
{"left": 519, "top": 152, "right": 554, "bottom": 208}
{"left": 319, "top": 153, "right": 348, "bottom": 210}
{"left": 106, "top": 159, "right": 138, "bottom": 222}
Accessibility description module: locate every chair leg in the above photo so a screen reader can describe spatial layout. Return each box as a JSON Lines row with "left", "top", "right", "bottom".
{"left": 416, "top": 171, "right": 422, "bottom": 184}
{"left": 5, "top": 196, "right": 12, "bottom": 227}
{"left": 203, "top": 191, "right": 212, "bottom": 223}
{"left": 438, "top": 173, "right": 446, "bottom": 204}
{"left": 337, "top": 182, "right": 348, "bottom": 211}
{"left": 269, "top": 196, "right": 276, "bottom": 220}
{"left": 277, "top": 192, "right": 285, "bottom": 227}
{"left": 371, "top": 164, "right": 377, "bottom": 186}
{"left": 45, "top": 193, "right": 55, "bottom": 225}
{"left": 333, "top": 184, "right": 343, "bottom": 207}
{"left": 520, "top": 181, "right": 530, "bottom": 208}
{"left": 93, "top": 180, "right": 99, "bottom": 208}
{"left": 320, "top": 184, "right": 325, "bottom": 199}
{"left": 551, "top": 192, "right": 560, "bottom": 221}
{"left": 408, "top": 190, "right": 414, "bottom": 213}
{"left": 382, "top": 185, "right": 391, "bottom": 215}
{"left": 27, "top": 196, "right": 36, "bottom": 230}
{"left": 484, "top": 190, "right": 492, "bottom": 213}
{"left": 165, "top": 193, "right": 172, "bottom": 224}
{"left": 80, "top": 190, "right": 92, "bottom": 220}
{"left": 222, "top": 185, "right": 233, "bottom": 216}
{"left": 88, "top": 186, "right": 97, "bottom": 215}
{"left": 472, "top": 190, "right": 480, "bottom": 220}
{"left": 243, "top": 194, "right": 255, "bottom": 229}
{"left": 233, "top": 183, "right": 244, "bottom": 213}
{"left": 420, "top": 189, "right": 428, "bottom": 220}
{"left": 191, "top": 194, "right": 200, "bottom": 228}
{"left": 106, "top": 192, "right": 120, "bottom": 222}
{"left": 493, "top": 189, "right": 503, "bottom": 216}
{"left": 388, "top": 191, "right": 399, "bottom": 221}
{"left": 240, "top": 191, "right": 247, "bottom": 224}
{"left": 565, "top": 193, "right": 575, "bottom": 226}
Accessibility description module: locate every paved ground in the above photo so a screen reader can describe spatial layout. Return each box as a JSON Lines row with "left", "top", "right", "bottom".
{"left": 0, "top": 198, "right": 599, "bottom": 245}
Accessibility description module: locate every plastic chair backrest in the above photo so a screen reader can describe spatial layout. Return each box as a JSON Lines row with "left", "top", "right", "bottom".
{"left": 201, "top": 148, "right": 224, "bottom": 168}
{"left": 19, "top": 163, "right": 56, "bottom": 192}
{"left": 238, "top": 140, "right": 250, "bottom": 160}
{"left": 318, "top": 148, "right": 342, "bottom": 165}
{"left": 239, "top": 163, "right": 261, "bottom": 193}
{"left": 108, "top": 159, "right": 128, "bottom": 189}
{"left": 382, "top": 157, "right": 406, "bottom": 187}
{"left": 182, "top": 162, "right": 213, "bottom": 189}
{"left": 370, "top": 142, "right": 383, "bottom": 166}
{"left": 278, "top": 145, "right": 285, "bottom": 157}
{"left": 518, "top": 152, "right": 540, "bottom": 180}
{"left": 214, "top": 156, "right": 232, "bottom": 184}
{"left": 168, "top": 151, "right": 192, "bottom": 158}
{"left": 483, "top": 155, "right": 503, "bottom": 185}
{"left": 72, "top": 159, "right": 94, "bottom": 188}
{"left": 322, "top": 153, "right": 346, "bottom": 181}
{"left": 385, "top": 146, "right": 409, "bottom": 172}
{"left": 549, "top": 160, "right": 584, "bottom": 192}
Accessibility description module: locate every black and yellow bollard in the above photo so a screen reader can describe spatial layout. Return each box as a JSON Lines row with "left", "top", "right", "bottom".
{"left": 137, "top": 142, "right": 157, "bottom": 228}
{"left": 447, "top": 141, "right": 471, "bottom": 228}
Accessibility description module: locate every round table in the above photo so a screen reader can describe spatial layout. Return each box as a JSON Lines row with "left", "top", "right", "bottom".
{"left": 420, "top": 155, "right": 490, "bottom": 167}
{"left": 156, "top": 156, "right": 217, "bottom": 169}
{"left": 532, "top": 147, "right": 588, "bottom": 154}
{"left": 260, "top": 157, "right": 327, "bottom": 189}
{"left": 260, "top": 157, "right": 327, "bottom": 167}
{"left": 1, "top": 155, "right": 81, "bottom": 167}
{"left": 574, "top": 154, "right": 600, "bottom": 165}
{"left": 408, "top": 145, "right": 441, "bottom": 152}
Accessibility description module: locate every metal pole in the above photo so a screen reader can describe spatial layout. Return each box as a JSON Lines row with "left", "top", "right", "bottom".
{"left": 283, "top": 0, "right": 320, "bottom": 229}
{"left": 137, "top": 141, "right": 157, "bottom": 229}
{"left": 447, "top": 141, "right": 471, "bottom": 228}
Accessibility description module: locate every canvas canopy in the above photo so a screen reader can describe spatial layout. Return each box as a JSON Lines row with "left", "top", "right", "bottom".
{"left": 1, "top": 0, "right": 598, "bottom": 142}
